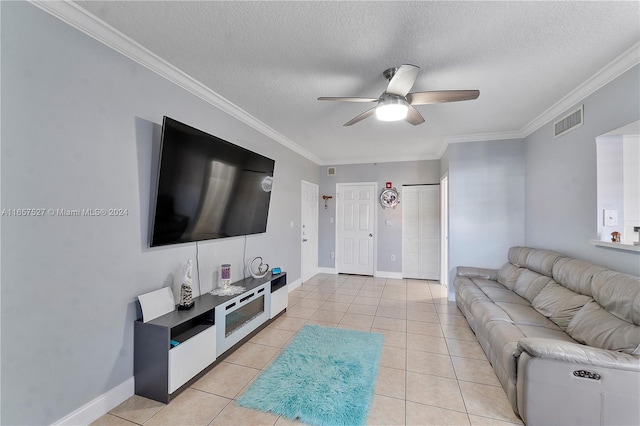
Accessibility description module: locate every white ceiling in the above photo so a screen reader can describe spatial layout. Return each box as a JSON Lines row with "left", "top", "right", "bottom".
{"left": 65, "top": 1, "right": 639, "bottom": 165}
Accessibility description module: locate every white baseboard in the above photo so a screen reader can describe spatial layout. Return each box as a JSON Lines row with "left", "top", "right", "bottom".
{"left": 315, "top": 269, "right": 402, "bottom": 279}
{"left": 375, "top": 271, "right": 403, "bottom": 279}
{"left": 288, "top": 278, "right": 303, "bottom": 292}
{"left": 54, "top": 377, "right": 134, "bottom": 425}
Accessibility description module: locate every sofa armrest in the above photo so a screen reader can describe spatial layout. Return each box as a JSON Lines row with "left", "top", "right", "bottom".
{"left": 456, "top": 266, "right": 498, "bottom": 280}
{"left": 517, "top": 337, "right": 640, "bottom": 372}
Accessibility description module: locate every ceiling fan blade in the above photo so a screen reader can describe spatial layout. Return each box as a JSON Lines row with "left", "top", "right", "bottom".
{"left": 343, "top": 107, "right": 376, "bottom": 126}
{"left": 407, "top": 90, "right": 480, "bottom": 105}
{"left": 385, "top": 64, "right": 420, "bottom": 96}
{"left": 318, "top": 97, "right": 378, "bottom": 102}
{"left": 405, "top": 105, "right": 425, "bottom": 126}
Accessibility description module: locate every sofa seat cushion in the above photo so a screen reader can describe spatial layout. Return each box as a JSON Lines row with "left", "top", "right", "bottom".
{"left": 472, "top": 300, "right": 514, "bottom": 325}
{"left": 481, "top": 286, "right": 531, "bottom": 305}
{"left": 567, "top": 301, "right": 640, "bottom": 354}
{"left": 516, "top": 325, "right": 577, "bottom": 343}
{"left": 532, "top": 281, "right": 592, "bottom": 330}
{"left": 471, "top": 277, "right": 507, "bottom": 290}
{"left": 495, "top": 302, "right": 561, "bottom": 330}
{"left": 455, "top": 279, "right": 491, "bottom": 305}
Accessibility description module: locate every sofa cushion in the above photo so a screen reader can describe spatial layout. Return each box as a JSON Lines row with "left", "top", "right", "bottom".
{"left": 591, "top": 270, "right": 640, "bottom": 325}
{"left": 508, "top": 246, "right": 531, "bottom": 267}
{"left": 567, "top": 300, "right": 640, "bottom": 354}
{"left": 472, "top": 277, "right": 506, "bottom": 291}
{"left": 519, "top": 248, "right": 565, "bottom": 277}
{"left": 482, "top": 286, "right": 531, "bottom": 305}
{"left": 532, "top": 282, "right": 592, "bottom": 330}
{"left": 495, "top": 302, "right": 561, "bottom": 329}
{"left": 473, "top": 300, "right": 514, "bottom": 325}
{"left": 497, "top": 263, "right": 523, "bottom": 290}
{"left": 455, "top": 278, "right": 490, "bottom": 304}
{"left": 515, "top": 325, "right": 577, "bottom": 342}
{"left": 552, "top": 257, "right": 607, "bottom": 296}
{"left": 513, "top": 269, "right": 554, "bottom": 302}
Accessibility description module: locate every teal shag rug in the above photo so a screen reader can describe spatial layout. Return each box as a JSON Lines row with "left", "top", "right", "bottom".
{"left": 237, "top": 325, "right": 384, "bottom": 426}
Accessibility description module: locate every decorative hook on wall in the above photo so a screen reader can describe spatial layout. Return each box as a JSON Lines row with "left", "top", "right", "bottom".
{"left": 322, "top": 195, "right": 333, "bottom": 209}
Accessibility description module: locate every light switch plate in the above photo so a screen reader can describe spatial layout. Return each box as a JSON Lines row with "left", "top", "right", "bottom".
{"left": 604, "top": 209, "right": 618, "bottom": 226}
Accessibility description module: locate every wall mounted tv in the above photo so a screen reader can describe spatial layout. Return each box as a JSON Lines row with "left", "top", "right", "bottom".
{"left": 150, "top": 116, "right": 275, "bottom": 247}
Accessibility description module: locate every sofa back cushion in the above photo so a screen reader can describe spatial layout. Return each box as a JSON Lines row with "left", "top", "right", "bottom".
{"left": 567, "top": 301, "right": 640, "bottom": 354}
{"left": 591, "top": 270, "right": 640, "bottom": 325}
{"left": 552, "top": 258, "right": 607, "bottom": 296}
{"left": 507, "top": 246, "right": 530, "bottom": 266}
{"left": 532, "top": 281, "right": 592, "bottom": 330}
{"left": 513, "top": 269, "right": 554, "bottom": 302}
{"left": 497, "top": 263, "right": 522, "bottom": 290}
{"left": 519, "top": 248, "right": 565, "bottom": 277}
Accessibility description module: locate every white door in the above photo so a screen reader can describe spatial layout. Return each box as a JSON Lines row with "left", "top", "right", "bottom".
{"left": 336, "top": 183, "right": 376, "bottom": 276}
{"left": 301, "top": 181, "right": 319, "bottom": 282}
{"left": 402, "top": 185, "right": 440, "bottom": 280}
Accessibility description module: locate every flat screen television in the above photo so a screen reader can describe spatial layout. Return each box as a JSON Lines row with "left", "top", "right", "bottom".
{"left": 150, "top": 116, "right": 275, "bottom": 247}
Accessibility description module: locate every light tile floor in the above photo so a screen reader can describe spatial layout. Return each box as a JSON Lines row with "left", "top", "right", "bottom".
{"left": 93, "top": 274, "right": 524, "bottom": 426}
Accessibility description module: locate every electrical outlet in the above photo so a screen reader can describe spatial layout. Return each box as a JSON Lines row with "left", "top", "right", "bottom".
{"left": 391, "top": 254, "right": 396, "bottom": 261}
{"left": 330, "top": 251, "right": 335, "bottom": 259}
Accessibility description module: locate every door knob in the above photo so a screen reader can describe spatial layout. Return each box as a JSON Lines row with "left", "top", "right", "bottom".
{"left": 369, "top": 233, "right": 373, "bottom": 237}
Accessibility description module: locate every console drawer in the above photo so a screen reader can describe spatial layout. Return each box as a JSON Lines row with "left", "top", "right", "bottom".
{"left": 168, "top": 325, "right": 216, "bottom": 393}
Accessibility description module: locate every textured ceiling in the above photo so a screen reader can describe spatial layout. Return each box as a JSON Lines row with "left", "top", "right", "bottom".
{"left": 73, "top": 1, "right": 640, "bottom": 165}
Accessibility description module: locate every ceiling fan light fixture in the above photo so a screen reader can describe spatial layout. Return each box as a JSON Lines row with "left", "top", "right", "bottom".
{"left": 376, "top": 97, "right": 409, "bottom": 121}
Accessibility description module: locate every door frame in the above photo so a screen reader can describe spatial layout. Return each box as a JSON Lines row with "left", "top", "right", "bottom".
{"left": 440, "top": 173, "right": 449, "bottom": 290}
{"left": 301, "top": 180, "right": 319, "bottom": 283}
{"left": 335, "top": 182, "right": 378, "bottom": 276}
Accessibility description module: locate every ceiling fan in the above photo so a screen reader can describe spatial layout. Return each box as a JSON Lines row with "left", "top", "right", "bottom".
{"left": 318, "top": 64, "right": 479, "bottom": 126}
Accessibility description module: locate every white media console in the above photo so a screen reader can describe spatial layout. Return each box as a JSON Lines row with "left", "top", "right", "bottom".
{"left": 134, "top": 272, "right": 287, "bottom": 403}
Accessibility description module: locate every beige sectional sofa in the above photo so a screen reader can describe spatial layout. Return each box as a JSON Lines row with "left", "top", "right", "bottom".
{"left": 454, "top": 246, "right": 639, "bottom": 426}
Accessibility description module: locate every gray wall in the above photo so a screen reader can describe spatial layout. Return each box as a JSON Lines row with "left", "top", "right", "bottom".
{"left": 446, "top": 139, "right": 526, "bottom": 294}
{"left": 524, "top": 65, "right": 640, "bottom": 276}
{"left": 1, "top": 3, "right": 318, "bottom": 425}
{"left": 318, "top": 161, "right": 440, "bottom": 273}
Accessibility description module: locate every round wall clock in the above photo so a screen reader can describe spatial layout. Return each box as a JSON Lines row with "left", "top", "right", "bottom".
{"left": 380, "top": 187, "right": 400, "bottom": 209}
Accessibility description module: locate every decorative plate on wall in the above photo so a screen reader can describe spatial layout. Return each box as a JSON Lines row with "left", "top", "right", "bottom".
{"left": 380, "top": 187, "right": 400, "bottom": 209}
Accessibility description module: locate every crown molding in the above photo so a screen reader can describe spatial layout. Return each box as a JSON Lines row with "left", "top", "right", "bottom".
{"left": 29, "top": 0, "right": 323, "bottom": 165}
{"left": 445, "top": 41, "right": 640, "bottom": 147}
{"left": 320, "top": 152, "right": 441, "bottom": 166}
{"left": 446, "top": 130, "right": 525, "bottom": 145}
{"left": 521, "top": 41, "right": 640, "bottom": 137}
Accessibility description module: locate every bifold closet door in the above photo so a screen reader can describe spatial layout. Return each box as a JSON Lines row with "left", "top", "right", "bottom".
{"left": 402, "top": 185, "right": 440, "bottom": 280}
